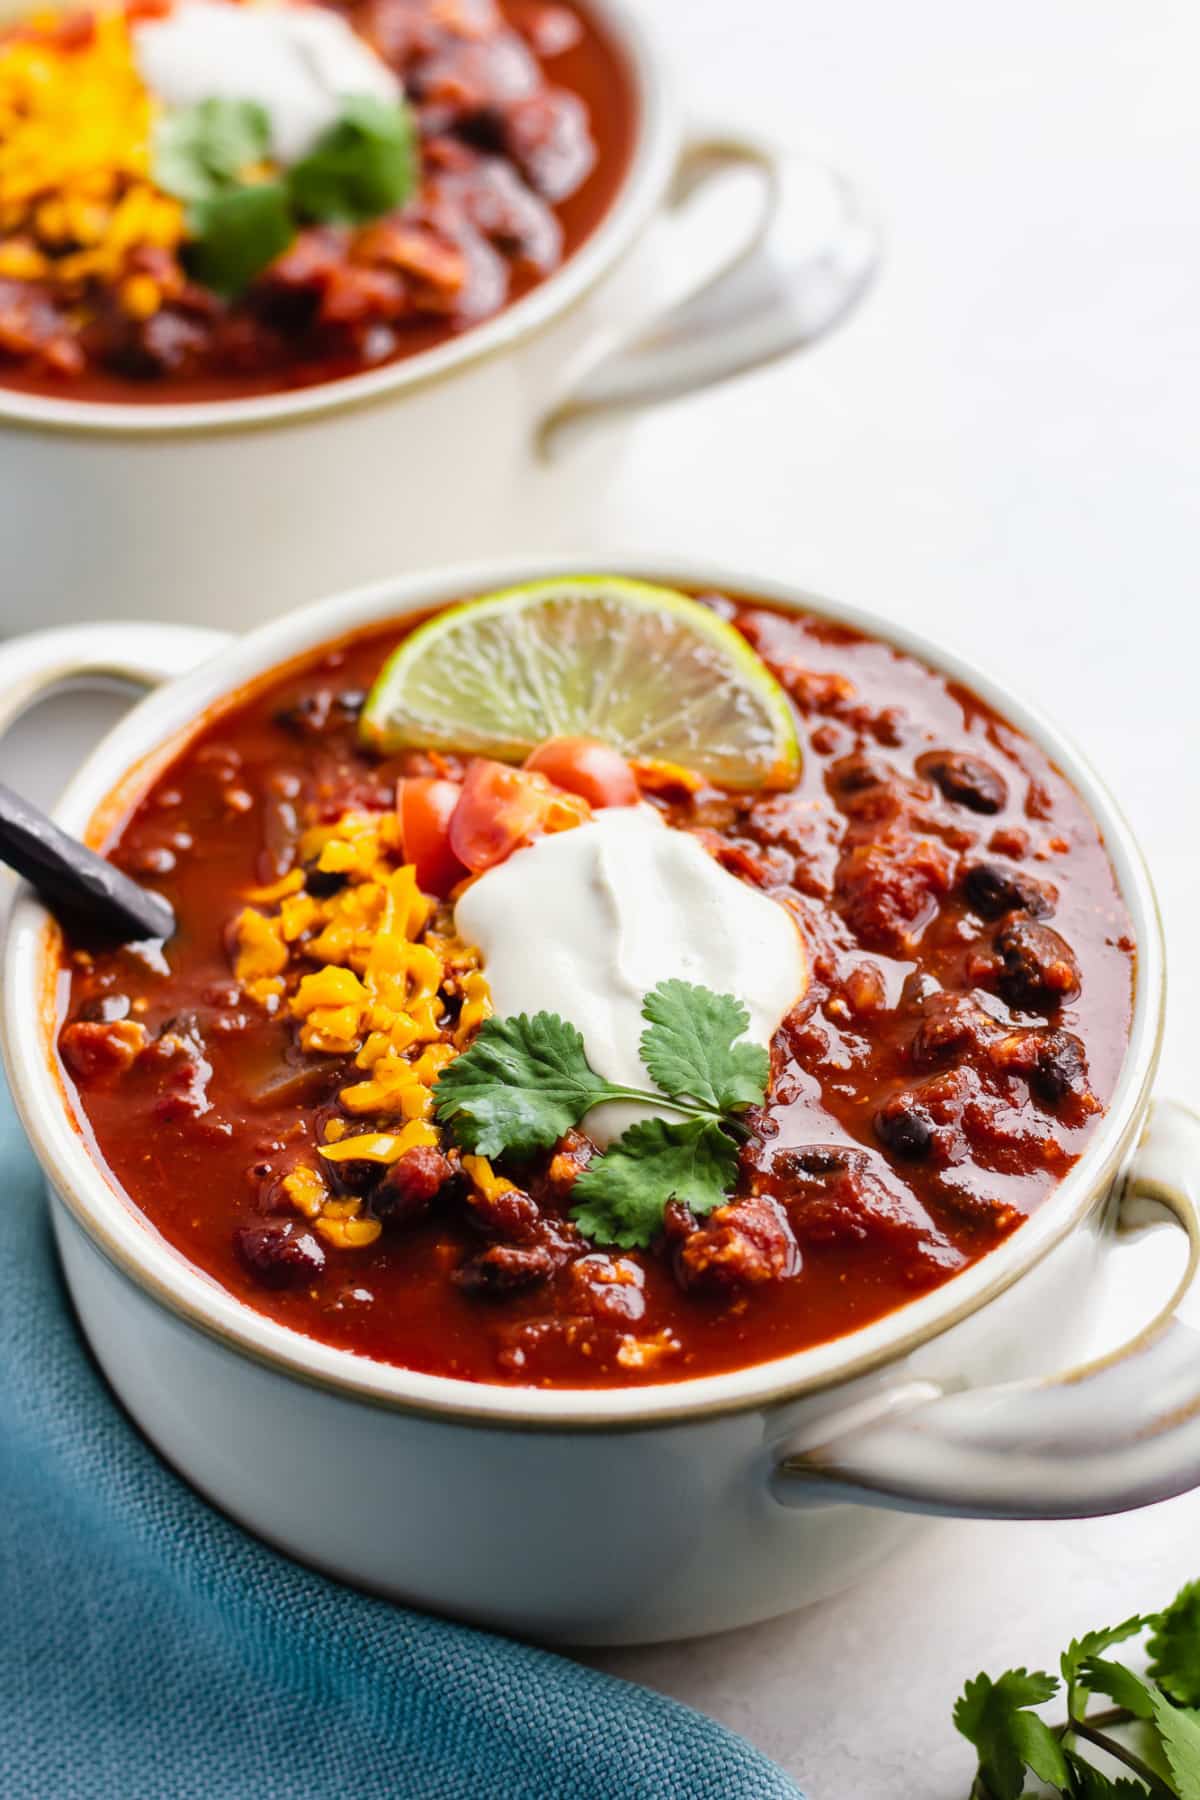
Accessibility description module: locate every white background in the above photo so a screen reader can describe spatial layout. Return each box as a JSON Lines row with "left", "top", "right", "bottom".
{"left": 1, "top": 2, "right": 1197, "bottom": 1794}
{"left": 574, "top": 0, "right": 1200, "bottom": 1794}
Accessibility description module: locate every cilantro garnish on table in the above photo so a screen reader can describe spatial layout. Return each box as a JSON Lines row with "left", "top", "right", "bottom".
{"left": 953, "top": 1580, "right": 1200, "bottom": 1798}
{"left": 433, "top": 979, "right": 768, "bottom": 1249}
{"left": 155, "top": 94, "right": 415, "bottom": 296}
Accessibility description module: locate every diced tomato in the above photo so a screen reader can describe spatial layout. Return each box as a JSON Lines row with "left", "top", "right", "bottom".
{"left": 524, "top": 736, "right": 639, "bottom": 808}
{"left": 397, "top": 777, "right": 466, "bottom": 897}
{"left": 448, "top": 759, "right": 590, "bottom": 874}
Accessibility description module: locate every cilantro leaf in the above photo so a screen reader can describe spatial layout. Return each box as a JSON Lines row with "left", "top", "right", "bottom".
{"left": 949, "top": 1595, "right": 1200, "bottom": 1800}
{"left": 1149, "top": 1583, "right": 1200, "bottom": 1707}
{"left": 155, "top": 98, "right": 272, "bottom": 203}
{"left": 953, "top": 1669, "right": 1065, "bottom": 1800}
{"left": 1150, "top": 1691, "right": 1200, "bottom": 1800}
{"left": 435, "top": 984, "right": 765, "bottom": 1245}
{"left": 1064, "top": 1620, "right": 1155, "bottom": 1689}
{"left": 571, "top": 1118, "right": 738, "bottom": 1249}
{"left": 289, "top": 95, "right": 416, "bottom": 224}
{"left": 1065, "top": 1752, "right": 1151, "bottom": 1798}
{"left": 434, "top": 1012, "right": 613, "bottom": 1158}
{"left": 186, "top": 182, "right": 293, "bottom": 298}
{"left": 639, "top": 979, "right": 769, "bottom": 1113}
{"left": 1078, "top": 1658, "right": 1157, "bottom": 1721}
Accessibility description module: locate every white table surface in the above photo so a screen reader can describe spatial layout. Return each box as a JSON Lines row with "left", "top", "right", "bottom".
{"left": 2, "top": 2, "right": 1198, "bottom": 1794}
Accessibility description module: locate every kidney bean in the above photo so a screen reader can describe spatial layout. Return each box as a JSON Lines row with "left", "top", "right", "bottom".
{"left": 235, "top": 1221, "right": 326, "bottom": 1288}
{"left": 453, "top": 1242, "right": 556, "bottom": 1293}
{"left": 465, "top": 1177, "right": 541, "bottom": 1241}
{"left": 375, "top": 1147, "right": 455, "bottom": 1225}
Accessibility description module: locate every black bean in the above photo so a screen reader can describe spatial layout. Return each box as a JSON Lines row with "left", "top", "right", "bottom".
{"left": 825, "top": 754, "right": 903, "bottom": 822}
{"left": 454, "top": 104, "right": 508, "bottom": 153}
{"left": 875, "top": 1097, "right": 935, "bottom": 1159}
{"left": 918, "top": 750, "right": 1008, "bottom": 815}
{"left": 324, "top": 1151, "right": 386, "bottom": 1199}
{"left": 963, "top": 860, "right": 1056, "bottom": 920}
{"left": 775, "top": 1145, "right": 849, "bottom": 1179}
{"left": 1027, "top": 1030, "right": 1089, "bottom": 1106}
{"left": 304, "top": 864, "right": 347, "bottom": 898}
{"left": 828, "top": 753, "right": 887, "bottom": 797}
{"left": 274, "top": 688, "right": 364, "bottom": 738}
{"left": 995, "top": 919, "right": 1081, "bottom": 1012}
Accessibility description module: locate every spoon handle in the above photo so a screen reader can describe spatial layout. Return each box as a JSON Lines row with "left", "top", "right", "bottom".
{"left": 0, "top": 782, "right": 175, "bottom": 943}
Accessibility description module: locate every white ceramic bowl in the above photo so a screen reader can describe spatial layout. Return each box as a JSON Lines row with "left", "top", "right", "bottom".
{"left": 2, "top": 553, "right": 1198, "bottom": 1647}
{"left": 0, "top": 3, "right": 876, "bottom": 634}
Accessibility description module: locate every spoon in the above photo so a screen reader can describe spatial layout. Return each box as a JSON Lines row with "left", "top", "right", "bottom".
{"left": 0, "top": 782, "right": 175, "bottom": 943}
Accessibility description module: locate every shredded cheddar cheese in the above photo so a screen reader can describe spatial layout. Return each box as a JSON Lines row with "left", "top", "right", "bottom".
{"left": 461, "top": 1154, "right": 516, "bottom": 1205}
{"left": 280, "top": 1164, "right": 326, "bottom": 1219}
{"left": 232, "top": 806, "right": 494, "bottom": 1251}
{"left": 0, "top": 7, "right": 185, "bottom": 307}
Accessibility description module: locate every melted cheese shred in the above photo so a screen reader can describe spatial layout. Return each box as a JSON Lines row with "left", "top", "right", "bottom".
{"left": 0, "top": 7, "right": 184, "bottom": 304}
{"left": 233, "top": 807, "right": 493, "bottom": 1251}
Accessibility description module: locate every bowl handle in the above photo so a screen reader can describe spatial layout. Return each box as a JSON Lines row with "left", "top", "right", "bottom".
{"left": 0, "top": 622, "right": 230, "bottom": 740}
{"left": 536, "top": 127, "right": 879, "bottom": 455}
{"left": 773, "top": 1099, "right": 1200, "bottom": 1519}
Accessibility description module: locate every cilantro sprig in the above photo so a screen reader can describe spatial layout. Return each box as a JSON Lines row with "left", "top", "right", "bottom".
{"left": 434, "top": 979, "right": 768, "bottom": 1249}
{"left": 154, "top": 94, "right": 416, "bottom": 297}
{"left": 954, "top": 1582, "right": 1200, "bottom": 1798}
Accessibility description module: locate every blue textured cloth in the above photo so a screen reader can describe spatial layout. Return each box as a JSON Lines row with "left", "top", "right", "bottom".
{"left": 0, "top": 1077, "right": 804, "bottom": 1800}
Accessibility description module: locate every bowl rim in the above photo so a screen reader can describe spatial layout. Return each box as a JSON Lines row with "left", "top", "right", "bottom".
{"left": 0, "top": 0, "right": 677, "bottom": 442}
{"left": 0, "top": 551, "right": 1165, "bottom": 1430}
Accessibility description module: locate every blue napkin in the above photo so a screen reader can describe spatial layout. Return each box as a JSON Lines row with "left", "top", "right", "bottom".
{"left": 0, "top": 1076, "right": 804, "bottom": 1800}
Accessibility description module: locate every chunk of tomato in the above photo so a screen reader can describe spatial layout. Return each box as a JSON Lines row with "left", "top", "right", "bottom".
{"left": 449, "top": 759, "right": 590, "bottom": 874}
{"left": 397, "top": 777, "right": 465, "bottom": 897}
{"left": 524, "top": 736, "right": 639, "bottom": 808}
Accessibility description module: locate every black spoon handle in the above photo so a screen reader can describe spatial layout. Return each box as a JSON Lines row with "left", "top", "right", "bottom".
{"left": 0, "top": 782, "right": 175, "bottom": 943}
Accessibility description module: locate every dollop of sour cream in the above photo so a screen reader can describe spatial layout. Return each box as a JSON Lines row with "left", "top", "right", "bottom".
{"left": 134, "top": 1, "right": 402, "bottom": 166}
{"left": 454, "top": 808, "right": 809, "bottom": 1146}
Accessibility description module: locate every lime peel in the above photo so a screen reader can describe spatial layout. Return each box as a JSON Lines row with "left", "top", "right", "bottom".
{"left": 359, "top": 577, "right": 800, "bottom": 792}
